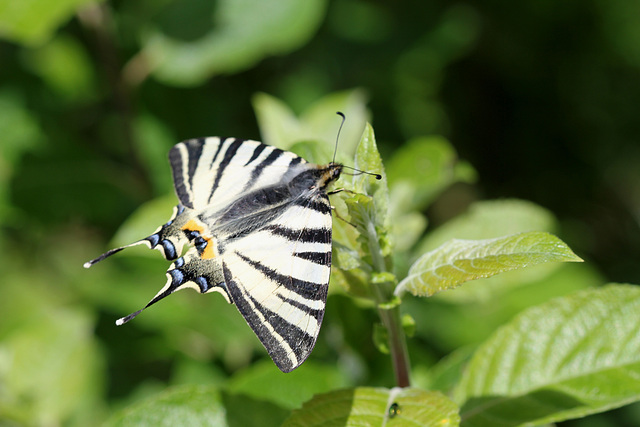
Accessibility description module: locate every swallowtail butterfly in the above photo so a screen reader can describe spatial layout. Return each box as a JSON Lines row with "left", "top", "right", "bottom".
{"left": 85, "top": 137, "right": 346, "bottom": 372}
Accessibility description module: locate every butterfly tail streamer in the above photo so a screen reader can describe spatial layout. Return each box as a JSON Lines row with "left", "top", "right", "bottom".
{"left": 83, "top": 241, "right": 150, "bottom": 268}
{"left": 84, "top": 204, "right": 190, "bottom": 270}
{"left": 115, "top": 250, "right": 229, "bottom": 325}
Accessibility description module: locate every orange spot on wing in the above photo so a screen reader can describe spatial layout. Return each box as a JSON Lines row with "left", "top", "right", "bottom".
{"left": 182, "top": 219, "right": 204, "bottom": 234}
{"left": 200, "top": 237, "right": 216, "bottom": 259}
{"left": 182, "top": 219, "right": 217, "bottom": 259}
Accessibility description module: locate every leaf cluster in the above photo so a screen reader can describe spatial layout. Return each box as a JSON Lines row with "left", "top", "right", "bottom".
{"left": 93, "top": 95, "right": 634, "bottom": 426}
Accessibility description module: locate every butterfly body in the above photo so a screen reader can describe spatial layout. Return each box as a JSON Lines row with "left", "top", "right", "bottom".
{"left": 86, "top": 137, "right": 342, "bottom": 372}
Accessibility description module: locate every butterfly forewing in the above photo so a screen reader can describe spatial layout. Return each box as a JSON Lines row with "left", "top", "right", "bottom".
{"left": 170, "top": 138, "right": 306, "bottom": 210}
{"left": 85, "top": 136, "right": 342, "bottom": 372}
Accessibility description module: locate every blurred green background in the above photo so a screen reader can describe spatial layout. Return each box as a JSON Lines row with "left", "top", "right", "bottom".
{"left": 1, "top": 0, "right": 639, "bottom": 425}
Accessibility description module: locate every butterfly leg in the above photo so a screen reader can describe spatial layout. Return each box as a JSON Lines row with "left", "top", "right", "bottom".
{"left": 330, "top": 204, "right": 357, "bottom": 228}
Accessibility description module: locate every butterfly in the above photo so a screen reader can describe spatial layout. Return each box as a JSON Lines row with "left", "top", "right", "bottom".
{"left": 85, "top": 137, "right": 345, "bottom": 372}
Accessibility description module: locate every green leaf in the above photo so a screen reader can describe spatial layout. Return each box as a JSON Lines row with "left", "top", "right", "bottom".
{"left": 386, "top": 136, "right": 476, "bottom": 214}
{"left": 455, "top": 284, "right": 640, "bottom": 426}
{"left": 344, "top": 124, "right": 391, "bottom": 269}
{"left": 226, "top": 360, "right": 348, "bottom": 410}
{"left": 21, "top": 34, "right": 97, "bottom": 102}
{"left": 373, "top": 323, "right": 390, "bottom": 354}
{"left": 401, "top": 313, "right": 416, "bottom": 337}
{"left": 132, "top": 114, "right": 176, "bottom": 196}
{"left": 352, "top": 123, "right": 388, "bottom": 213}
{"left": 423, "top": 346, "right": 477, "bottom": 395}
{"left": 104, "top": 385, "right": 226, "bottom": 427}
{"left": 0, "top": 90, "right": 44, "bottom": 222}
{"left": 110, "top": 194, "right": 178, "bottom": 251}
{"left": 407, "top": 262, "right": 601, "bottom": 352}
{"left": 144, "top": 0, "right": 327, "bottom": 86}
{"left": 330, "top": 124, "right": 394, "bottom": 300}
{"left": 417, "top": 199, "right": 558, "bottom": 253}
{"left": 415, "top": 200, "right": 573, "bottom": 303}
{"left": 330, "top": 239, "right": 371, "bottom": 298}
{"left": 344, "top": 194, "right": 390, "bottom": 272}
{"left": 253, "top": 89, "right": 368, "bottom": 155}
{"left": 396, "top": 231, "right": 582, "bottom": 298}
{"left": 283, "top": 387, "right": 460, "bottom": 426}
{"left": 0, "top": 0, "right": 97, "bottom": 46}
{"left": 0, "top": 309, "right": 104, "bottom": 426}
{"left": 222, "top": 392, "right": 289, "bottom": 427}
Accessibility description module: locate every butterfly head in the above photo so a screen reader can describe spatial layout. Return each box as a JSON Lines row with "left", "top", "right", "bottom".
{"left": 321, "top": 163, "right": 343, "bottom": 188}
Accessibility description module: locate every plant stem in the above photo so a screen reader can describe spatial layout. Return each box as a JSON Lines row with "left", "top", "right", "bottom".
{"left": 365, "top": 220, "right": 411, "bottom": 388}
{"left": 378, "top": 304, "right": 411, "bottom": 388}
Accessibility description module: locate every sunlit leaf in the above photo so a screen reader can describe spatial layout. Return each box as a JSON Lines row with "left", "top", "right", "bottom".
{"left": 253, "top": 89, "right": 368, "bottom": 155}
{"left": 0, "top": 309, "right": 104, "bottom": 426}
{"left": 414, "top": 200, "right": 566, "bottom": 302}
{"left": 396, "top": 232, "right": 582, "bottom": 297}
{"left": 104, "top": 385, "right": 226, "bottom": 427}
{"left": 283, "top": 387, "right": 460, "bottom": 426}
{"left": 406, "top": 262, "right": 601, "bottom": 353}
{"left": 0, "top": 0, "right": 98, "bottom": 45}
{"left": 21, "top": 34, "right": 96, "bottom": 102}
{"left": 455, "top": 284, "right": 640, "bottom": 426}
{"left": 352, "top": 123, "right": 388, "bottom": 216}
{"left": 144, "top": 0, "right": 327, "bottom": 86}
{"left": 418, "top": 199, "right": 558, "bottom": 253}
{"left": 386, "top": 136, "right": 476, "bottom": 214}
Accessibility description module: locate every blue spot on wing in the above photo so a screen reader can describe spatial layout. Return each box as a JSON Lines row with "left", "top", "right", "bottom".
{"left": 162, "top": 239, "right": 177, "bottom": 260}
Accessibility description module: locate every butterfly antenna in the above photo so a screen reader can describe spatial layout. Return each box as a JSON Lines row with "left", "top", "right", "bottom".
{"left": 343, "top": 165, "right": 382, "bottom": 180}
{"left": 333, "top": 111, "right": 346, "bottom": 164}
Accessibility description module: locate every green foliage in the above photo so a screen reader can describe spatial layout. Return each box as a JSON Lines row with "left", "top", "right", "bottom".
{"left": 253, "top": 90, "right": 368, "bottom": 158}
{"left": 225, "top": 361, "right": 348, "bottom": 410}
{"left": 2, "top": 1, "right": 640, "bottom": 426}
{"left": 141, "top": 0, "right": 327, "bottom": 86}
{"left": 396, "top": 231, "right": 582, "bottom": 297}
{"left": 0, "top": 0, "right": 98, "bottom": 46}
{"left": 105, "top": 385, "right": 227, "bottom": 427}
{"left": 283, "top": 387, "right": 460, "bottom": 427}
{"left": 455, "top": 284, "right": 640, "bottom": 426}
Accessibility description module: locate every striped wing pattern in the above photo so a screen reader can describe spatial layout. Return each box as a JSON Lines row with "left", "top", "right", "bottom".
{"left": 85, "top": 137, "right": 342, "bottom": 372}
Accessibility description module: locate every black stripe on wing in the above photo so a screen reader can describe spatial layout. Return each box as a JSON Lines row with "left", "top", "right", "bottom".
{"left": 208, "top": 137, "right": 226, "bottom": 168}
{"left": 293, "top": 251, "right": 331, "bottom": 266}
{"left": 247, "top": 292, "right": 317, "bottom": 348}
{"left": 169, "top": 137, "right": 225, "bottom": 208}
{"left": 244, "top": 143, "right": 267, "bottom": 166}
{"left": 186, "top": 139, "right": 205, "bottom": 196}
{"left": 293, "top": 197, "right": 331, "bottom": 214}
{"left": 223, "top": 271, "right": 322, "bottom": 373}
{"left": 235, "top": 252, "right": 327, "bottom": 301}
{"left": 223, "top": 276, "right": 294, "bottom": 371}
{"left": 208, "top": 139, "right": 243, "bottom": 204}
{"left": 242, "top": 147, "right": 285, "bottom": 191}
{"left": 265, "top": 224, "right": 331, "bottom": 245}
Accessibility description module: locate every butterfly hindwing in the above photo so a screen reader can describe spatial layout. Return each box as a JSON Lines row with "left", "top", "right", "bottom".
{"left": 85, "top": 137, "right": 343, "bottom": 372}
{"left": 221, "top": 192, "right": 333, "bottom": 372}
